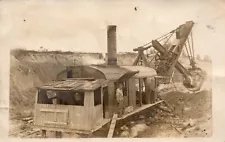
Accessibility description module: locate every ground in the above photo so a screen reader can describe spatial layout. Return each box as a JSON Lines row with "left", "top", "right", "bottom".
{"left": 9, "top": 49, "right": 212, "bottom": 138}
{"left": 138, "top": 90, "right": 212, "bottom": 137}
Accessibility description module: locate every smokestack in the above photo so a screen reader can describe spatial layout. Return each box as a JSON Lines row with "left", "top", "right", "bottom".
{"left": 107, "top": 25, "right": 117, "bottom": 65}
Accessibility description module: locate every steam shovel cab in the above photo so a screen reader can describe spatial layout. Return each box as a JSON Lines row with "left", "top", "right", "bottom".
{"left": 56, "top": 65, "right": 162, "bottom": 120}
{"left": 33, "top": 65, "right": 163, "bottom": 137}
{"left": 33, "top": 79, "right": 110, "bottom": 135}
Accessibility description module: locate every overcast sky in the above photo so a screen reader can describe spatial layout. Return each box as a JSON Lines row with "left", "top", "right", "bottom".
{"left": 0, "top": 0, "right": 225, "bottom": 75}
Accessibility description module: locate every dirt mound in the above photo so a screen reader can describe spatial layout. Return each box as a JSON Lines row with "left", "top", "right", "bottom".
{"left": 135, "top": 89, "right": 212, "bottom": 137}
{"left": 160, "top": 90, "right": 211, "bottom": 118}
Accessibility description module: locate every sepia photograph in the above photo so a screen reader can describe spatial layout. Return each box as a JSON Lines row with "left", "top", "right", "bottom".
{"left": 1, "top": 0, "right": 223, "bottom": 139}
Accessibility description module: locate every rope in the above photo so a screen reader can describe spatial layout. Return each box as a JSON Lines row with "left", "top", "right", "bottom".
{"left": 190, "top": 31, "right": 195, "bottom": 59}
{"left": 184, "top": 43, "right": 192, "bottom": 62}
{"left": 158, "top": 32, "right": 174, "bottom": 43}
{"left": 156, "top": 29, "right": 176, "bottom": 41}
{"left": 140, "top": 29, "right": 176, "bottom": 48}
{"left": 142, "top": 31, "right": 174, "bottom": 60}
{"left": 142, "top": 31, "right": 175, "bottom": 65}
{"left": 186, "top": 37, "right": 193, "bottom": 59}
{"left": 163, "top": 31, "right": 174, "bottom": 46}
{"left": 148, "top": 53, "right": 156, "bottom": 64}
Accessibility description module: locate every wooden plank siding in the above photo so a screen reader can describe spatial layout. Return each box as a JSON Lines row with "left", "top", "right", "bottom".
{"left": 107, "top": 113, "right": 118, "bottom": 138}
{"left": 34, "top": 104, "right": 92, "bottom": 131}
{"left": 90, "top": 87, "right": 104, "bottom": 128}
{"left": 84, "top": 91, "right": 94, "bottom": 129}
{"left": 34, "top": 90, "right": 105, "bottom": 132}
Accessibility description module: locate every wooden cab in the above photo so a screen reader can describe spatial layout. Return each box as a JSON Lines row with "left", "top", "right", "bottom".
{"left": 33, "top": 79, "right": 110, "bottom": 134}
{"left": 56, "top": 65, "right": 161, "bottom": 119}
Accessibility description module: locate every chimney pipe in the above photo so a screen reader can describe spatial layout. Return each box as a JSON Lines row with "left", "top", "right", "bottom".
{"left": 107, "top": 25, "right": 117, "bottom": 65}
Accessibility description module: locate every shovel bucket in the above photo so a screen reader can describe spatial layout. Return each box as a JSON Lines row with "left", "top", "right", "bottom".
{"left": 183, "top": 68, "right": 206, "bottom": 92}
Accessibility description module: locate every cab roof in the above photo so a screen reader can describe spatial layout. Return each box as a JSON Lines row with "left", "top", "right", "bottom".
{"left": 37, "top": 79, "right": 108, "bottom": 91}
{"left": 63, "top": 65, "right": 157, "bottom": 81}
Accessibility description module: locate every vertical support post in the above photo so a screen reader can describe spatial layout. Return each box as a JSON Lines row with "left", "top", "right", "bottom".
{"left": 103, "top": 87, "right": 108, "bottom": 118}
{"left": 84, "top": 91, "right": 94, "bottom": 130}
{"left": 101, "top": 86, "right": 104, "bottom": 118}
{"left": 128, "top": 79, "right": 136, "bottom": 109}
{"left": 144, "top": 78, "right": 150, "bottom": 104}
{"left": 139, "top": 79, "right": 143, "bottom": 107}
{"left": 107, "top": 81, "right": 115, "bottom": 118}
{"left": 150, "top": 77, "right": 157, "bottom": 104}
{"left": 101, "top": 87, "right": 103, "bottom": 107}
{"left": 126, "top": 81, "right": 129, "bottom": 105}
{"left": 52, "top": 92, "right": 59, "bottom": 105}
{"left": 152, "top": 90, "right": 157, "bottom": 103}
{"left": 35, "top": 90, "right": 38, "bottom": 104}
{"left": 153, "top": 77, "right": 158, "bottom": 103}
{"left": 34, "top": 90, "right": 38, "bottom": 125}
{"left": 52, "top": 94, "right": 62, "bottom": 138}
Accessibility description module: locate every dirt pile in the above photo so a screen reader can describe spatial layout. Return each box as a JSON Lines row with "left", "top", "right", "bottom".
{"left": 116, "top": 89, "right": 212, "bottom": 138}
{"left": 116, "top": 68, "right": 212, "bottom": 138}
{"left": 157, "top": 90, "right": 211, "bottom": 137}
{"left": 160, "top": 90, "right": 212, "bottom": 119}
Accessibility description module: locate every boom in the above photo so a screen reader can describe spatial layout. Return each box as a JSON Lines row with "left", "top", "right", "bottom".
{"left": 152, "top": 21, "right": 194, "bottom": 75}
{"left": 133, "top": 21, "right": 205, "bottom": 91}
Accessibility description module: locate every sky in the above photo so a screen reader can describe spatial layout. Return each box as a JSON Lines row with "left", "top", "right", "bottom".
{"left": 0, "top": 0, "right": 225, "bottom": 75}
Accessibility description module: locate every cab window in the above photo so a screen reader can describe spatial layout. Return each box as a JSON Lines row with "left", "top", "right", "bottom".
{"left": 94, "top": 87, "right": 101, "bottom": 106}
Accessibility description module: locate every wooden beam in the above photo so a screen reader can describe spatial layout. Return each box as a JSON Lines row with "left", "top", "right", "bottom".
{"left": 66, "top": 78, "right": 95, "bottom": 81}
{"left": 139, "top": 79, "right": 143, "bottom": 107}
{"left": 107, "top": 113, "right": 118, "bottom": 138}
{"left": 117, "top": 100, "right": 163, "bottom": 120}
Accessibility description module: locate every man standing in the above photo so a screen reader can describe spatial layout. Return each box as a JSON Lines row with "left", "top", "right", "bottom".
{"left": 116, "top": 83, "right": 124, "bottom": 117}
{"left": 74, "top": 92, "right": 83, "bottom": 106}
